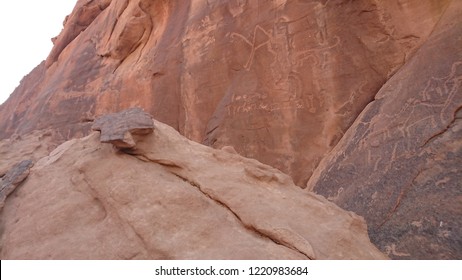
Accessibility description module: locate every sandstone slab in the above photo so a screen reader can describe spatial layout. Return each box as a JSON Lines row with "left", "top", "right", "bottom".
{"left": 0, "top": 118, "right": 386, "bottom": 260}
{"left": 92, "top": 107, "right": 154, "bottom": 148}
{"left": 0, "top": 160, "right": 33, "bottom": 209}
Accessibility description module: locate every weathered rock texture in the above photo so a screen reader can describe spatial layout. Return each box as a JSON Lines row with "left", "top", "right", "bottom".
{"left": 307, "top": 0, "right": 462, "bottom": 259}
{"left": 0, "top": 129, "right": 59, "bottom": 176}
{"left": 0, "top": 160, "right": 33, "bottom": 209}
{"left": 0, "top": 0, "right": 460, "bottom": 260}
{"left": 92, "top": 107, "right": 154, "bottom": 148}
{"left": 0, "top": 0, "right": 451, "bottom": 186}
{"left": 0, "top": 117, "right": 386, "bottom": 260}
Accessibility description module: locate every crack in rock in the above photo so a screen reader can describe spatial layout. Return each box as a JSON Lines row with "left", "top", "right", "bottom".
{"left": 171, "top": 172, "right": 315, "bottom": 260}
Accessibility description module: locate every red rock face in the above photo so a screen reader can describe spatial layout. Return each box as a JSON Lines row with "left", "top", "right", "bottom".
{"left": 0, "top": 0, "right": 460, "bottom": 259}
{"left": 0, "top": 0, "right": 450, "bottom": 186}
{"left": 0, "top": 114, "right": 387, "bottom": 260}
{"left": 307, "top": 0, "right": 462, "bottom": 259}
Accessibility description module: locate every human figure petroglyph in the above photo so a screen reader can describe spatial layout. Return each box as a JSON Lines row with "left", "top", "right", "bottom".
{"left": 230, "top": 25, "right": 273, "bottom": 70}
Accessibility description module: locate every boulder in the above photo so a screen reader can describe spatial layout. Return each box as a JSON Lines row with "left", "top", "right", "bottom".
{"left": 0, "top": 117, "right": 386, "bottom": 260}
{"left": 91, "top": 107, "right": 154, "bottom": 149}
{"left": 0, "top": 160, "right": 33, "bottom": 209}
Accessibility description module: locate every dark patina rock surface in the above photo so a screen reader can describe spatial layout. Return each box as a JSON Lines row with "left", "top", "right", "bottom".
{"left": 0, "top": 160, "right": 33, "bottom": 209}
{"left": 308, "top": 0, "right": 462, "bottom": 259}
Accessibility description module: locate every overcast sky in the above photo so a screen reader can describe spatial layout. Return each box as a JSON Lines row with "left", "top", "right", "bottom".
{"left": 0, "top": 1, "right": 76, "bottom": 105}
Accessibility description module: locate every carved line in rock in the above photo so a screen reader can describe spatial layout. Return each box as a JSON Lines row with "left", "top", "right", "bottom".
{"left": 363, "top": 61, "right": 462, "bottom": 152}
{"left": 290, "top": 36, "right": 340, "bottom": 69}
{"left": 230, "top": 25, "right": 273, "bottom": 71}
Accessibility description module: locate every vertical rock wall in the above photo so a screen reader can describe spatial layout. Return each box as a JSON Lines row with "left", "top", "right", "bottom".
{"left": 0, "top": 0, "right": 450, "bottom": 186}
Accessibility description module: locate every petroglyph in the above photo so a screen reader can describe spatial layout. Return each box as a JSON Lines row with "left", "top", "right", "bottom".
{"left": 385, "top": 244, "right": 411, "bottom": 257}
{"left": 290, "top": 36, "right": 340, "bottom": 68}
{"left": 439, "top": 61, "right": 462, "bottom": 122}
{"left": 363, "top": 61, "right": 462, "bottom": 151}
{"left": 231, "top": 25, "right": 273, "bottom": 70}
{"left": 416, "top": 61, "right": 462, "bottom": 121}
{"left": 327, "top": 187, "right": 343, "bottom": 202}
{"left": 336, "top": 81, "right": 369, "bottom": 117}
{"left": 227, "top": 0, "right": 247, "bottom": 17}
{"left": 227, "top": 98, "right": 307, "bottom": 115}
{"left": 367, "top": 129, "right": 392, "bottom": 147}
{"left": 280, "top": 3, "right": 339, "bottom": 69}
{"left": 436, "top": 177, "right": 451, "bottom": 187}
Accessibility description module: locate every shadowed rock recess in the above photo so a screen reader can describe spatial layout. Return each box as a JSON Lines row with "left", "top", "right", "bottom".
{"left": 0, "top": 0, "right": 460, "bottom": 259}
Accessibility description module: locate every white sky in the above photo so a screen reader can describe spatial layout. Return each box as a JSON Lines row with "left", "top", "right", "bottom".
{"left": 0, "top": 1, "right": 77, "bottom": 105}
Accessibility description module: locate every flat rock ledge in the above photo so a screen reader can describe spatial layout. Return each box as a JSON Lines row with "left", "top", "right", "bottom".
{"left": 91, "top": 108, "right": 154, "bottom": 149}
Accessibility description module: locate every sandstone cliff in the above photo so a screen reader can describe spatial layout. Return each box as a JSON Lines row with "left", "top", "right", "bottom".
{"left": 0, "top": 0, "right": 451, "bottom": 185}
{"left": 0, "top": 0, "right": 460, "bottom": 259}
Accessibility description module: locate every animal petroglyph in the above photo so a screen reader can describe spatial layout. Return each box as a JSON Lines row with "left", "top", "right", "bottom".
{"left": 385, "top": 244, "right": 411, "bottom": 257}
{"left": 366, "top": 61, "right": 462, "bottom": 149}
{"left": 227, "top": 98, "right": 306, "bottom": 115}
{"left": 290, "top": 36, "right": 340, "bottom": 68}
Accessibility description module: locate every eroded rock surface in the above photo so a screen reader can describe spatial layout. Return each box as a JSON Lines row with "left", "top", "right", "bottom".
{"left": 0, "top": 129, "right": 59, "bottom": 176}
{"left": 0, "top": 117, "right": 386, "bottom": 260}
{"left": 0, "top": 0, "right": 460, "bottom": 260}
{"left": 307, "top": 0, "right": 462, "bottom": 259}
{"left": 92, "top": 107, "right": 154, "bottom": 148}
{"left": 0, "top": 0, "right": 451, "bottom": 185}
{"left": 0, "top": 160, "right": 33, "bottom": 209}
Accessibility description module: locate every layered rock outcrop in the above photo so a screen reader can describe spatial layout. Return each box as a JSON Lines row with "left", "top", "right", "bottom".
{"left": 0, "top": 0, "right": 451, "bottom": 186}
{"left": 91, "top": 107, "right": 154, "bottom": 148}
{"left": 0, "top": 110, "right": 386, "bottom": 259}
{"left": 0, "top": 160, "right": 33, "bottom": 209}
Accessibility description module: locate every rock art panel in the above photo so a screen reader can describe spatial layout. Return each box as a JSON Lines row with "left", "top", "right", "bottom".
{"left": 0, "top": 0, "right": 451, "bottom": 186}
{"left": 308, "top": 0, "right": 462, "bottom": 259}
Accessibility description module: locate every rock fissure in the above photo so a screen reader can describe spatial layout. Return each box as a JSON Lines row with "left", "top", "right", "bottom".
{"left": 169, "top": 172, "right": 314, "bottom": 260}
{"left": 421, "top": 107, "right": 462, "bottom": 148}
{"left": 378, "top": 169, "right": 422, "bottom": 228}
